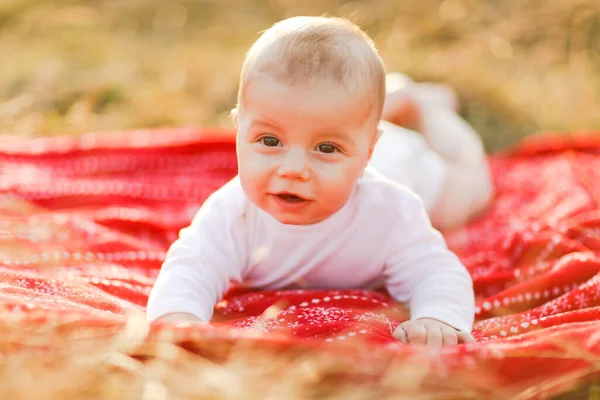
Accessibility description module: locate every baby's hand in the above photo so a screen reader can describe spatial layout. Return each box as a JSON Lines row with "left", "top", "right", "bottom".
{"left": 392, "top": 318, "right": 474, "bottom": 346}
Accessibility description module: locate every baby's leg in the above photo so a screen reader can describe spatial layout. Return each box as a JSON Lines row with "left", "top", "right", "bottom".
{"left": 381, "top": 72, "right": 459, "bottom": 132}
{"left": 377, "top": 73, "right": 494, "bottom": 230}
{"left": 370, "top": 121, "right": 448, "bottom": 212}
{"left": 419, "top": 102, "right": 494, "bottom": 230}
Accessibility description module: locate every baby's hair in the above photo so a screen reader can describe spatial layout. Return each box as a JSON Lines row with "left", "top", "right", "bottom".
{"left": 237, "top": 16, "right": 386, "bottom": 122}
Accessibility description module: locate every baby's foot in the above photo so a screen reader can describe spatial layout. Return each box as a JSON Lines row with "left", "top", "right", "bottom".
{"left": 381, "top": 73, "right": 421, "bottom": 131}
{"left": 381, "top": 72, "right": 459, "bottom": 133}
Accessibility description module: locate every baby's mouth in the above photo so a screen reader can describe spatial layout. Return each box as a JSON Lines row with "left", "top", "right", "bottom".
{"left": 275, "top": 193, "right": 306, "bottom": 203}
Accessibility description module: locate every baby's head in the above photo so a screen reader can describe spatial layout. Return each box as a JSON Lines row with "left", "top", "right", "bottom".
{"left": 233, "top": 16, "right": 386, "bottom": 225}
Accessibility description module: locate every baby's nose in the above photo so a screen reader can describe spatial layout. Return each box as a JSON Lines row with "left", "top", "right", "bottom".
{"left": 278, "top": 150, "right": 309, "bottom": 180}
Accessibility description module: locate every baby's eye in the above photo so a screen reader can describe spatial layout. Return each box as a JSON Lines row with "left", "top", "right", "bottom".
{"left": 260, "top": 136, "right": 280, "bottom": 147}
{"left": 316, "top": 143, "right": 338, "bottom": 154}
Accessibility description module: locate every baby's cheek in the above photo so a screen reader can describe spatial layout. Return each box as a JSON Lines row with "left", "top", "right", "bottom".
{"left": 316, "top": 162, "right": 362, "bottom": 185}
{"left": 239, "top": 152, "right": 272, "bottom": 174}
{"left": 317, "top": 171, "right": 358, "bottom": 205}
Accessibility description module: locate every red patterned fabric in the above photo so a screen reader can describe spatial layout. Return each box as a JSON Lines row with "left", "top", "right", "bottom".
{"left": 1, "top": 128, "right": 600, "bottom": 396}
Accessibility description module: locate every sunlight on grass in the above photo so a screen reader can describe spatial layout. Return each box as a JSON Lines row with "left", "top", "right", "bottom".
{"left": 1, "top": 0, "right": 599, "bottom": 151}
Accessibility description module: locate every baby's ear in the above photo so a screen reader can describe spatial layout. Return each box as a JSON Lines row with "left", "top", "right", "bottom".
{"left": 367, "top": 125, "right": 383, "bottom": 160}
{"left": 230, "top": 108, "right": 239, "bottom": 128}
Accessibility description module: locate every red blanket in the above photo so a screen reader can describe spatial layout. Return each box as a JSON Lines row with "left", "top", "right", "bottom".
{"left": 1, "top": 128, "right": 600, "bottom": 398}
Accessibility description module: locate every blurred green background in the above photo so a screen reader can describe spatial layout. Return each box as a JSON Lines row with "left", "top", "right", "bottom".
{"left": 1, "top": 0, "right": 599, "bottom": 152}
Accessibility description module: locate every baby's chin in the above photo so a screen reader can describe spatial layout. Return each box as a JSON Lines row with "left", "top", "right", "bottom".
{"left": 258, "top": 202, "right": 335, "bottom": 226}
{"left": 272, "top": 213, "right": 328, "bottom": 226}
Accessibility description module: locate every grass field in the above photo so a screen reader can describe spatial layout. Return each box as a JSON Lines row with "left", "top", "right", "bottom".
{"left": 1, "top": 0, "right": 599, "bottom": 151}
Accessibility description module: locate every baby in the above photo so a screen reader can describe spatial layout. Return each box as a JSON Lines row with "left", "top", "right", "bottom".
{"left": 147, "top": 16, "right": 478, "bottom": 346}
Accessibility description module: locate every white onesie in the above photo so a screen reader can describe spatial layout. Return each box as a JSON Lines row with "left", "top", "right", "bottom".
{"left": 146, "top": 167, "right": 475, "bottom": 332}
{"left": 369, "top": 121, "right": 447, "bottom": 212}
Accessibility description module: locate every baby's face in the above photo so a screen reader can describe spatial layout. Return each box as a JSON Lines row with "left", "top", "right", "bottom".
{"left": 236, "top": 77, "right": 378, "bottom": 225}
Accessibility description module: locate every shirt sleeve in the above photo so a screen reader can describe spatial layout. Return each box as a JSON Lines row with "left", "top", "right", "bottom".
{"left": 146, "top": 179, "right": 246, "bottom": 323}
{"left": 382, "top": 189, "right": 475, "bottom": 332}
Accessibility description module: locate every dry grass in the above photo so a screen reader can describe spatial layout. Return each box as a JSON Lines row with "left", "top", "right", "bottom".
{"left": 0, "top": 311, "right": 598, "bottom": 400}
{"left": 0, "top": 0, "right": 599, "bottom": 151}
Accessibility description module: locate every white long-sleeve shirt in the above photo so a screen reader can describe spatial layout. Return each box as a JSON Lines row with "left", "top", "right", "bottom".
{"left": 146, "top": 167, "right": 475, "bottom": 332}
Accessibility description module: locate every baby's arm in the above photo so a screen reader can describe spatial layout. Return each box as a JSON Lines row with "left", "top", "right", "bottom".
{"left": 383, "top": 190, "right": 475, "bottom": 344}
{"left": 146, "top": 180, "right": 245, "bottom": 324}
